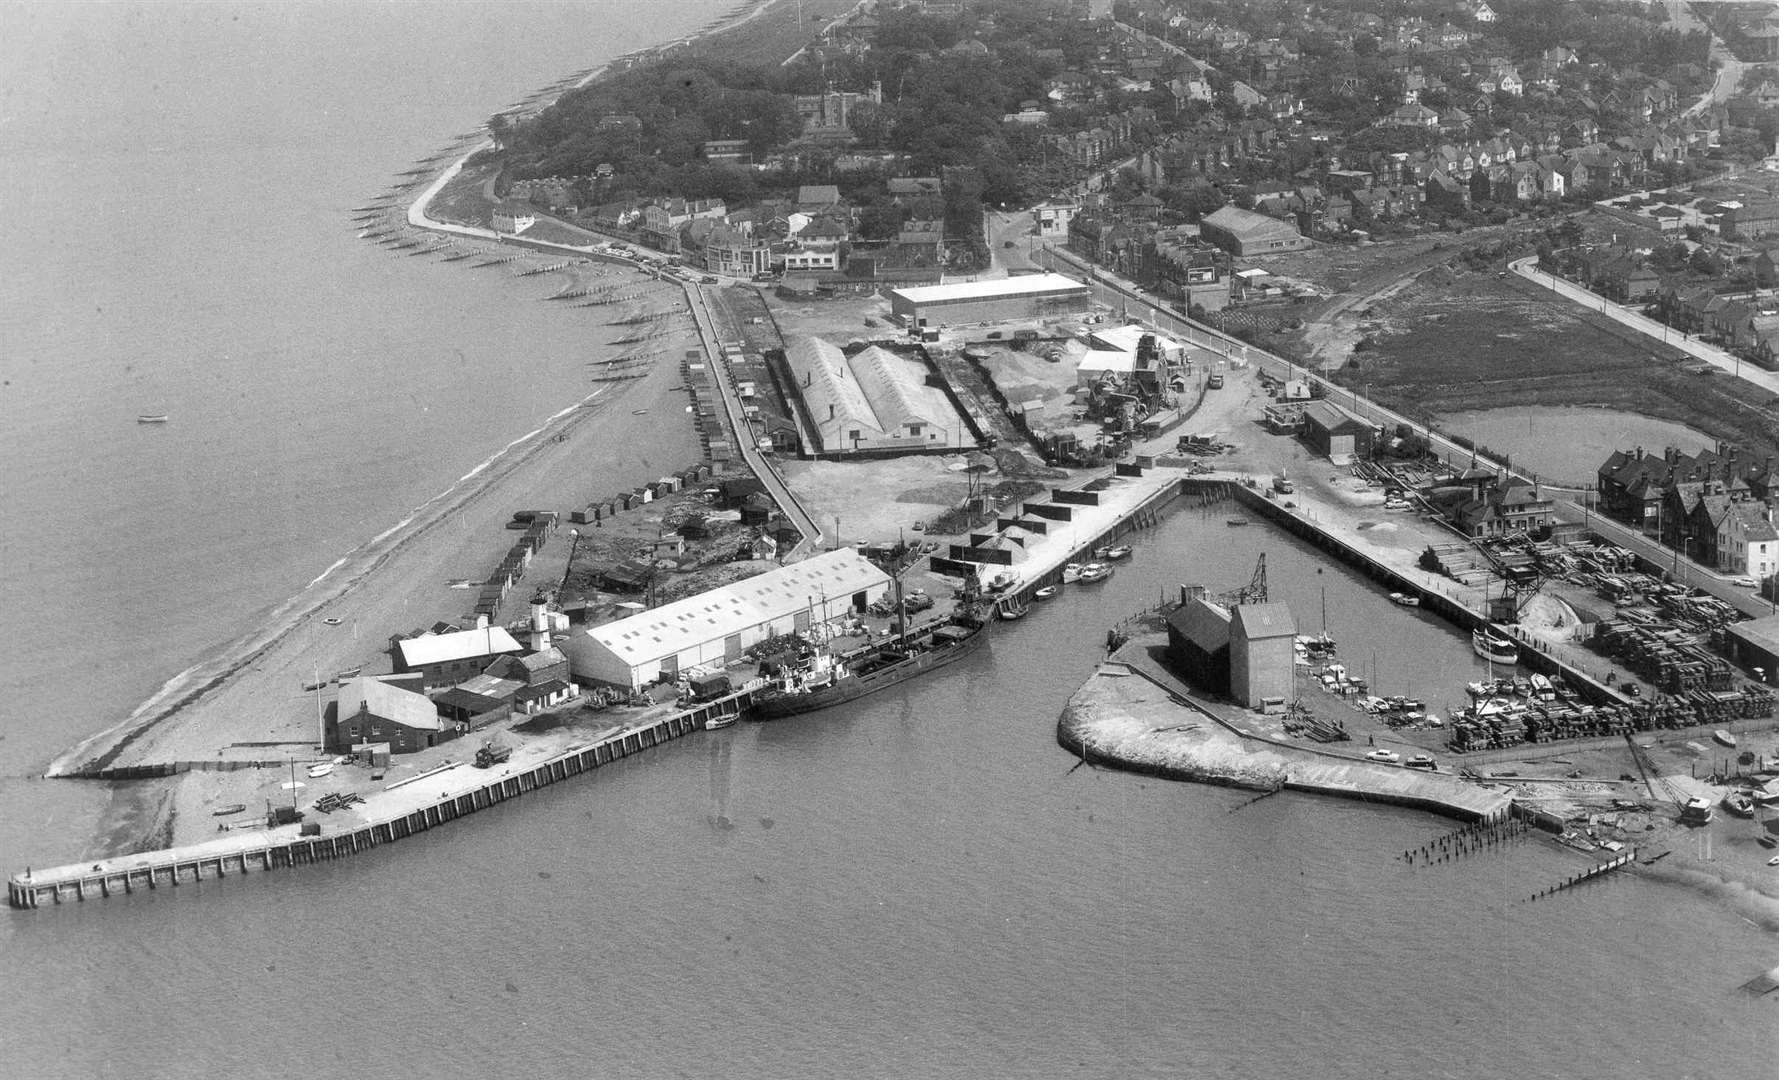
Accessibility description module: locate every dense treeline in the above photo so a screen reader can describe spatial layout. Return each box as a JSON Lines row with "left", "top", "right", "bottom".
{"left": 497, "top": 0, "right": 1100, "bottom": 207}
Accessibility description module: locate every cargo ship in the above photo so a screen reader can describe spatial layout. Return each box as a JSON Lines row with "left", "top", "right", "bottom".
{"left": 752, "top": 601, "right": 987, "bottom": 720}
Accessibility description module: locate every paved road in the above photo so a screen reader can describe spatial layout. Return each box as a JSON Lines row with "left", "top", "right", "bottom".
{"left": 1039, "top": 240, "right": 1779, "bottom": 603}
{"left": 680, "top": 282, "right": 823, "bottom": 550}
{"left": 1509, "top": 256, "right": 1779, "bottom": 395}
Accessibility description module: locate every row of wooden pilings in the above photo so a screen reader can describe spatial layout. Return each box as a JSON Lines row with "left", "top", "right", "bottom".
{"left": 1524, "top": 849, "right": 1637, "bottom": 903}
{"left": 8, "top": 701, "right": 729, "bottom": 910}
{"left": 1402, "top": 817, "right": 1534, "bottom": 867}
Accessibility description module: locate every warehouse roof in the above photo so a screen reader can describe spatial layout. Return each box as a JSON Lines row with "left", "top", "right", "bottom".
{"left": 1088, "top": 324, "right": 1184, "bottom": 356}
{"left": 889, "top": 272, "right": 1088, "bottom": 305}
{"left": 396, "top": 626, "right": 524, "bottom": 669}
{"left": 1167, "top": 598, "right": 1231, "bottom": 652}
{"left": 1728, "top": 614, "right": 1779, "bottom": 657}
{"left": 1230, "top": 602, "right": 1296, "bottom": 640}
{"left": 581, "top": 549, "right": 892, "bottom": 667}
{"left": 1201, "top": 205, "right": 1303, "bottom": 246}
{"left": 338, "top": 678, "right": 443, "bottom": 731}
{"left": 786, "top": 337, "right": 886, "bottom": 441}
{"left": 1302, "top": 400, "right": 1370, "bottom": 434}
{"left": 785, "top": 338, "right": 951, "bottom": 445}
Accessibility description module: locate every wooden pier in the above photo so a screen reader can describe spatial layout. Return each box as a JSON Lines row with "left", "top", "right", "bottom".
{"left": 8, "top": 696, "right": 741, "bottom": 911}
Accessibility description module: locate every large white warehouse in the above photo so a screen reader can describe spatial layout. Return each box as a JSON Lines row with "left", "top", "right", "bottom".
{"left": 887, "top": 273, "right": 1090, "bottom": 328}
{"left": 560, "top": 548, "right": 893, "bottom": 689}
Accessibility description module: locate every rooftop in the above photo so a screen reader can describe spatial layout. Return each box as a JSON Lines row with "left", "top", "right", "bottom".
{"left": 338, "top": 677, "right": 442, "bottom": 731}
{"left": 889, "top": 273, "right": 1088, "bottom": 305}
{"left": 578, "top": 549, "right": 892, "bottom": 666}
{"left": 396, "top": 626, "right": 524, "bottom": 668}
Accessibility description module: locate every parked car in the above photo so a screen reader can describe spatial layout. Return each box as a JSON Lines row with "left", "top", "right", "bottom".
{"left": 1365, "top": 749, "right": 1401, "bottom": 764}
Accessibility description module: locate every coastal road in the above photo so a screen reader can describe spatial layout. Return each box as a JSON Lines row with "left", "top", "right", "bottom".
{"left": 405, "top": 131, "right": 822, "bottom": 553}
{"left": 679, "top": 282, "right": 823, "bottom": 549}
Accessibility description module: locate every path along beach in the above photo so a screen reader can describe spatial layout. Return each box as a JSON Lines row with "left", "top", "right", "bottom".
{"left": 53, "top": 274, "right": 701, "bottom": 855}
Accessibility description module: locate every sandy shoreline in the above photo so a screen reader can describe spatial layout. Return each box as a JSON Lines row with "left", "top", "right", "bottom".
{"left": 45, "top": 6, "right": 817, "bottom": 857}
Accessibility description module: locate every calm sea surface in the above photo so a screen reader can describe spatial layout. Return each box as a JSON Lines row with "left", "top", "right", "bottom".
{"left": 0, "top": 4, "right": 1771, "bottom": 1077}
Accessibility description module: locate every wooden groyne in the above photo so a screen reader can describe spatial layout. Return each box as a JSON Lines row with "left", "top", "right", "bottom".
{"left": 9, "top": 695, "right": 743, "bottom": 911}
{"left": 1523, "top": 849, "right": 1636, "bottom": 902}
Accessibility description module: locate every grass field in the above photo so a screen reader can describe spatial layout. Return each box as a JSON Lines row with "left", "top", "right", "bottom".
{"left": 1319, "top": 266, "right": 1779, "bottom": 464}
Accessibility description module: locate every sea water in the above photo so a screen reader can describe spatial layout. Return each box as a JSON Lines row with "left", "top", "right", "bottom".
{"left": 0, "top": 4, "right": 1771, "bottom": 1077}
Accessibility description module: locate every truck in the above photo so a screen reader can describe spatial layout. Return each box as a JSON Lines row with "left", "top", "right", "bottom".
{"left": 474, "top": 742, "right": 511, "bottom": 769}
{"left": 1272, "top": 475, "right": 1294, "bottom": 495}
{"left": 1207, "top": 373, "right": 1224, "bottom": 389}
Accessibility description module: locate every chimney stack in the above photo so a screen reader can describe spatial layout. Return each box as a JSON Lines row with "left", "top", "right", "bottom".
{"left": 530, "top": 594, "right": 551, "bottom": 653}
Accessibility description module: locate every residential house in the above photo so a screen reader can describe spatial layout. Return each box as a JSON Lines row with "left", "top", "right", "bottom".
{"left": 1387, "top": 103, "right": 1440, "bottom": 129}
{"left": 1721, "top": 502, "right": 1779, "bottom": 579}
{"left": 700, "top": 224, "right": 772, "bottom": 277}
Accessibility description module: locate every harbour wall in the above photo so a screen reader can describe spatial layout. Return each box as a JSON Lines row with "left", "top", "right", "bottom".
{"left": 8, "top": 697, "right": 743, "bottom": 911}
{"left": 1202, "top": 478, "right": 1629, "bottom": 710}
{"left": 996, "top": 467, "right": 1189, "bottom": 606}
{"left": 1060, "top": 660, "right": 1514, "bottom": 825}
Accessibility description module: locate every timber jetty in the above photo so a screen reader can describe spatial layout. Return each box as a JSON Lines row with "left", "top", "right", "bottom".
{"left": 9, "top": 696, "right": 744, "bottom": 910}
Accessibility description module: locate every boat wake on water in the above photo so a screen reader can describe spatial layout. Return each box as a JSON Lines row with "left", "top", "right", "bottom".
{"left": 47, "top": 385, "right": 617, "bottom": 777}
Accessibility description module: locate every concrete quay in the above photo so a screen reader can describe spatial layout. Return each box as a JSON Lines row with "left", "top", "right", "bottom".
{"left": 1058, "top": 652, "right": 1514, "bottom": 825}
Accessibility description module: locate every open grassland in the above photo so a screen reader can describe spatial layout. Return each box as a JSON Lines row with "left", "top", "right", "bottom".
{"left": 1326, "top": 268, "right": 1779, "bottom": 462}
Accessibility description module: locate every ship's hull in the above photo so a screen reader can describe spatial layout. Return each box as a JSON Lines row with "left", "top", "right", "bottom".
{"left": 1472, "top": 627, "right": 1519, "bottom": 666}
{"left": 752, "top": 621, "right": 988, "bottom": 719}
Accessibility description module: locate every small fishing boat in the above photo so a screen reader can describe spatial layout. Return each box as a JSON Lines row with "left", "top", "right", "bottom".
{"left": 1077, "top": 562, "right": 1113, "bottom": 584}
{"left": 1226, "top": 517, "right": 1251, "bottom": 527}
{"left": 1093, "top": 544, "right": 1132, "bottom": 561}
{"left": 1759, "top": 835, "right": 1777, "bottom": 849}
{"left": 137, "top": 414, "right": 169, "bottom": 424}
{"left": 1388, "top": 592, "right": 1419, "bottom": 607}
{"left": 1033, "top": 585, "right": 1058, "bottom": 600}
{"left": 1769, "top": 854, "right": 1779, "bottom": 866}
{"left": 322, "top": 617, "right": 343, "bottom": 626}
{"left": 211, "top": 804, "right": 246, "bottom": 816}
{"left": 1060, "top": 563, "right": 1084, "bottom": 584}
{"left": 306, "top": 762, "right": 335, "bottom": 779}
{"left": 1712, "top": 729, "right": 1737, "bottom": 749}
{"left": 995, "top": 597, "right": 1029, "bottom": 621}
{"left": 704, "top": 713, "right": 738, "bottom": 731}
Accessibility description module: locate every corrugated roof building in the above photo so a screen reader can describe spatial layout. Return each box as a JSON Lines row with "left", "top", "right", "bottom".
{"left": 395, "top": 626, "right": 524, "bottom": 689}
{"left": 1199, "top": 205, "right": 1310, "bottom": 256}
{"left": 784, "top": 337, "right": 958, "bottom": 455}
{"left": 560, "top": 549, "right": 893, "bottom": 689}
